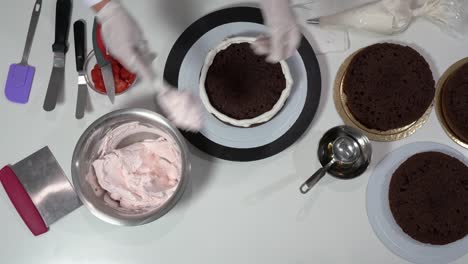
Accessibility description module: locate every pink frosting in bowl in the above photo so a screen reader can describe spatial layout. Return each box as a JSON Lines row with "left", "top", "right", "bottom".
{"left": 72, "top": 109, "right": 190, "bottom": 226}
{"left": 87, "top": 122, "right": 182, "bottom": 211}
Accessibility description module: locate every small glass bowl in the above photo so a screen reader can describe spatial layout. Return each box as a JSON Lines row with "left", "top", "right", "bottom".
{"left": 84, "top": 50, "right": 137, "bottom": 95}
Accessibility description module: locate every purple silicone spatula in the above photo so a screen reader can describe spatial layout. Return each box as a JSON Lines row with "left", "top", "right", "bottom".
{"left": 5, "top": 0, "right": 42, "bottom": 104}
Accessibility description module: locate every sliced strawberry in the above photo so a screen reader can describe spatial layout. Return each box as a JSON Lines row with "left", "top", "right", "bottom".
{"left": 94, "top": 79, "right": 106, "bottom": 93}
{"left": 93, "top": 58, "right": 136, "bottom": 94}
{"left": 112, "top": 63, "right": 120, "bottom": 75}
{"left": 120, "top": 67, "right": 131, "bottom": 79}
{"left": 115, "top": 79, "right": 128, "bottom": 93}
{"left": 127, "top": 74, "right": 136, "bottom": 85}
{"left": 91, "top": 68, "right": 99, "bottom": 82}
{"left": 91, "top": 65, "right": 105, "bottom": 91}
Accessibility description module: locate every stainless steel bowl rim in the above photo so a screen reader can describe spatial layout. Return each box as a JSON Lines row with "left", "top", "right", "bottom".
{"left": 71, "top": 108, "right": 190, "bottom": 226}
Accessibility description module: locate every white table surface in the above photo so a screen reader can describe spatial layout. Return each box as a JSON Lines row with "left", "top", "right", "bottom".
{"left": 0, "top": 1, "right": 467, "bottom": 263}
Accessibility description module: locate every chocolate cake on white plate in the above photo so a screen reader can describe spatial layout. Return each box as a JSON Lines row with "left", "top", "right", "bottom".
{"left": 199, "top": 37, "right": 293, "bottom": 128}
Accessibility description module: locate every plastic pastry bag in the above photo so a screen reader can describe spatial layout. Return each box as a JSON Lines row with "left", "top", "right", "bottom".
{"left": 296, "top": 0, "right": 467, "bottom": 35}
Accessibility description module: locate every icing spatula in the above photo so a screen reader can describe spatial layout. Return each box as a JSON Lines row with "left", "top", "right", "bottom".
{"left": 4, "top": 0, "right": 42, "bottom": 104}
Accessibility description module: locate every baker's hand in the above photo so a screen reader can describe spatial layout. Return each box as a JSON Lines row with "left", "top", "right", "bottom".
{"left": 96, "top": 1, "right": 153, "bottom": 77}
{"left": 252, "top": 0, "right": 301, "bottom": 63}
{"left": 156, "top": 81, "right": 204, "bottom": 132}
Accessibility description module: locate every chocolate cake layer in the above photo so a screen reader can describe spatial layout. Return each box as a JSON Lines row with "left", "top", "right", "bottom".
{"left": 442, "top": 62, "right": 468, "bottom": 144}
{"left": 205, "top": 43, "right": 286, "bottom": 120}
{"left": 389, "top": 152, "right": 468, "bottom": 245}
{"left": 343, "top": 43, "right": 435, "bottom": 131}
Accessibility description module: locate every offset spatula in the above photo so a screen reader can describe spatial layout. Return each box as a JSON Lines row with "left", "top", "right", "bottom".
{"left": 4, "top": 0, "right": 42, "bottom": 104}
{"left": 74, "top": 20, "right": 87, "bottom": 119}
{"left": 0, "top": 147, "right": 81, "bottom": 236}
{"left": 43, "top": 0, "right": 72, "bottom": 112}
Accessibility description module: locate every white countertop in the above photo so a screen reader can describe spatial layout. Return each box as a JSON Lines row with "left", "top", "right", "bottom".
{"left": 0, "top": 1, "right": 467, "bottom": 263}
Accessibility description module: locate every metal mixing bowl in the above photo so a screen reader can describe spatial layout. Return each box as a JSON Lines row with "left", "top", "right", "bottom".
{"left": 71, "top": 109, "right": 190, "bottom": 226}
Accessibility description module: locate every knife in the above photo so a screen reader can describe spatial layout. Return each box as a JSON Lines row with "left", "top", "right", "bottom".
{"left": 43, "top": 0, "right": 72, "bottom": 112}
{"left": 92, "top": 18, "right": 115, "bottom": 103}
{"left": 74, "top": 20, "right": 87, "bottom": 119}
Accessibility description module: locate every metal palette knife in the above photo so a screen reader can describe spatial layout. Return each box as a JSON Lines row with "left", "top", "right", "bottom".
{"left": 4, "top": 0, "right": 42, "bottom": 104}
{"left": 74, "top": 20, "right": 88, "bottom": 119}
{"left": 0, "top": 147, "right": 81, "bottom": 236}
{"left": 43, "top": 0, "right": 72, "bottom": 112}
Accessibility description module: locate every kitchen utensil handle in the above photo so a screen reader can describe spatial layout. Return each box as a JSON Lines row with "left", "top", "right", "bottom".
{"left": 74, "top": 20, "right": 86, "bottom": 72}
{"left": 92, "top": 18, "right": 109, "bottom": 65}
{"left": 0, "top": 166, "right": 48, "bottom": 236}
{"left": 21, "top": 0, "right": 42, "bottom": 65}
{"left": 52, "top": 0, "right": 72, "bottom": 53}
{"left": 306, "top": 18, "right": 320, "bottom": 25}
{"left": 300, "top": 161, "right": 333, "bottom": 194}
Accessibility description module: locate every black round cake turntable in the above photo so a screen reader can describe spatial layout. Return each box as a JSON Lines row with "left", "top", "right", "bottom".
{"left": 164, "top": 7, "right": 321, "bottom": 162}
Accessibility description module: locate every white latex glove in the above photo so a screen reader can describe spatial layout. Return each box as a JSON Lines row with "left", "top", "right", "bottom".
{"left": 156, "top": 81, "right": 204, "bottom": 132}
{"left": 252, "top": 0, "right": 302, "bottom": 63}
{"left": 132, "top": 44, "right": 204, "bottom": 132}
{"left": 96, "top": 1, "right": 152, "bottom": 77}
{"left": 96, "top": 2, "right": 203, "bottom": 132}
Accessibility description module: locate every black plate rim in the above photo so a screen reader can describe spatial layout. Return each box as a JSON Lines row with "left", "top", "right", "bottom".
{"left": 163, "top": 6, "right": 321, "bottom": 162}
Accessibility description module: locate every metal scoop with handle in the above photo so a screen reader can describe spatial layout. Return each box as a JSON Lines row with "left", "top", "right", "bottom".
{"left": 300, "top": 136, "right": 360, "bottom": 194}
{"left": 4, "top": 0, "right": 42, "bottom": 104}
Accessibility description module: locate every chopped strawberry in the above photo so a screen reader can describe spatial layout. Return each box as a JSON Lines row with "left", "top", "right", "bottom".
{"left": 94, "top": 79, "right": 106, "bottom": 93}
{"left": 120, "top": 67, "right": 131, "bottom": 79}
{"left": 92, "top": 58, "right": 136, "bottom": 95}
{"left": 115, "top": 79, "right": 128, "bottom": 93}
{"left": 91, "top": 68, "right": 99, "bottom": 82}
{"left": 127, "top": 74, "right": 136, "bottom": 84}
{"left": 91, "top": 67, "right": 105, "bottom": 92}
{"left": 112, "top": 63, "right": 120, "bottom": 75}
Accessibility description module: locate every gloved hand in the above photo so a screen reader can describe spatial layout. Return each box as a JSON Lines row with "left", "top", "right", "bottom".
{"left": 156, "top": 81, "right": 204, "bottom": 132}
{"left": 126, "top": 30, "right": 204, "bottom": 132}
{"left": 96, "top": 1, "right": 153, "bottom": 77}
{"left": 252, "top": 0, "right": 302, "bottom": 63}
{"left": 97, "top": 1, "right": 203, "bottom": 132}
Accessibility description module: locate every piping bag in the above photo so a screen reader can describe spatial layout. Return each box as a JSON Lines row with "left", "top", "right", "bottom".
{"left": 133, "top": 47, "right": 203, "bottom": 132}
{"left": 302, "top": 0, "right": 467, "bottom": 35}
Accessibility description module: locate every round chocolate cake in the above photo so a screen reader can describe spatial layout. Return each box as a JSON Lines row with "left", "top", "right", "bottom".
{"left": 442, "top": 63, "right": 468, "bottom": 144}
{"left": 200, "top": 37, "right": 293, "bottom": 127}
{"left": 389, "top": 152, "right": 468, "bottom": 245}
{"left": 343, "top": 43, "right": 435, "bottom": 131}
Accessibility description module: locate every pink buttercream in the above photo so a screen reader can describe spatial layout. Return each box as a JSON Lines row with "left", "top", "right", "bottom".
{"left": 87, "top": 122, "right": 182, "bottom": 210}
